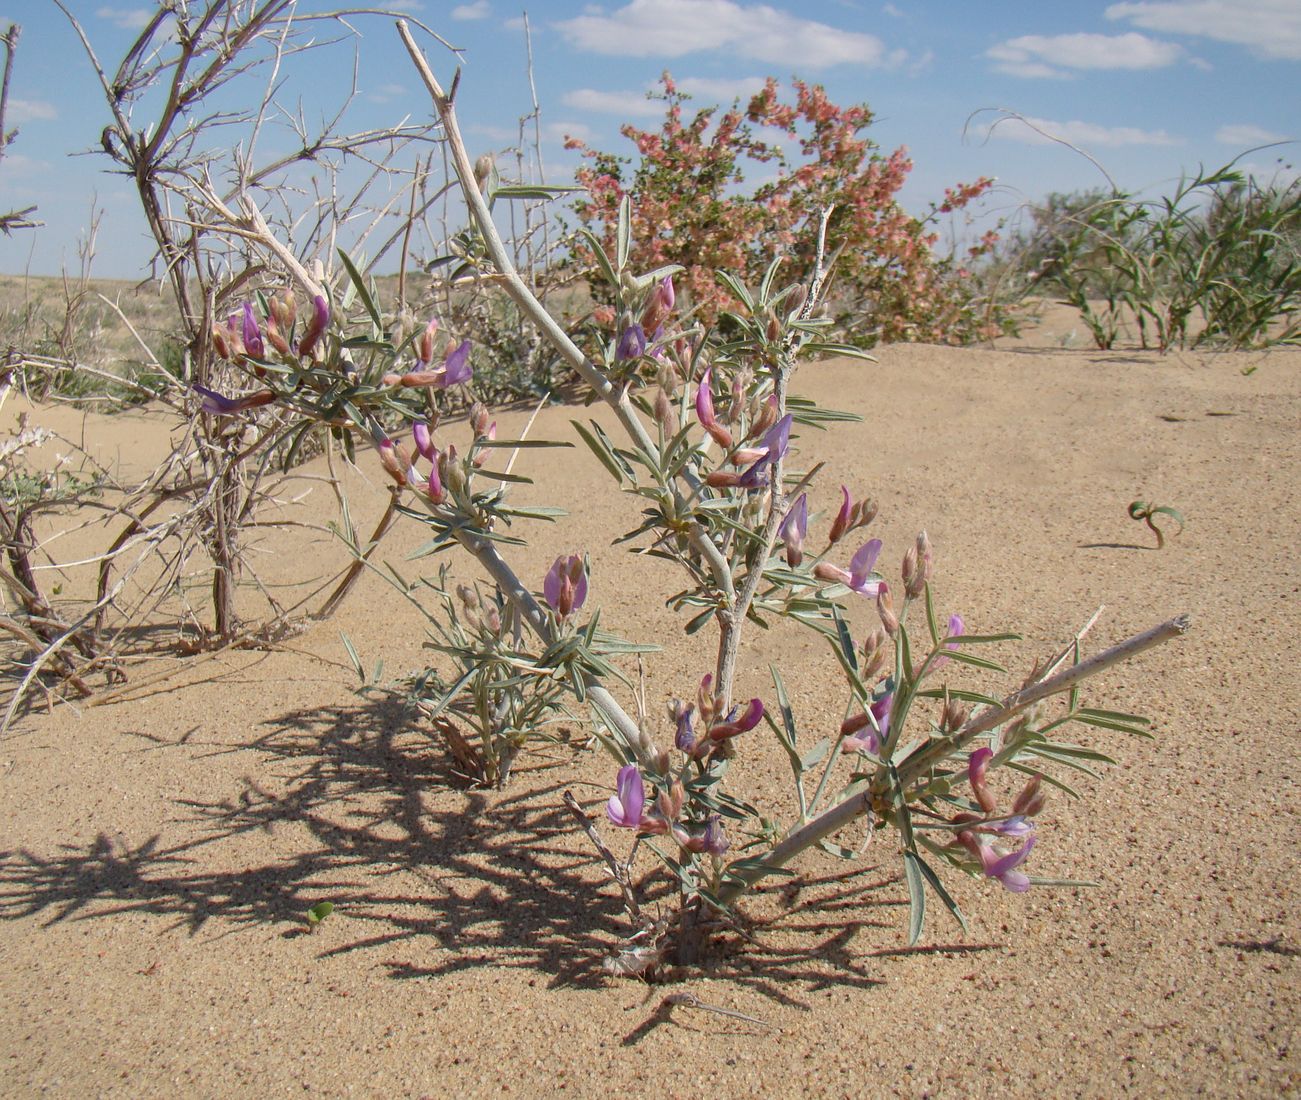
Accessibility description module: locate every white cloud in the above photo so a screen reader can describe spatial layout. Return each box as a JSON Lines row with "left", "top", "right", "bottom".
{"left": 95, "top": 6, "right": 156, "bottom": 30}
{"left": 5, "top": 99, "right": 58, "bottom": 123}
{"left": 1215, "top": 123, "right": 1290, "bottom": 146}
{"left": 365, "top": 82, "right": 407, "bottom": 104}
{"left": 452, "top": 0, "right": 489, "bottom": 19}
{"left": 1106, "top": 1, "right": 1301, "bottom": 61}
{"left": 563, "top": 76, "right": 768, "bottom": 122}
{"left": 545, "top": 120, "right": 593, "bottom": 144}
{"left": 986, "top": 115, "right": 1181, "bottom": 148}
{"left": 556, "top": 0, "right": 890, "bottom": 69}
{"left": 562, "top": 88, "right": 666, "bottom": 118}
{"left": 677, "top": 76, "right": 768, "bottom": 102}
{"left": 987, "top": 32, "right": 1181, "bottom": 77}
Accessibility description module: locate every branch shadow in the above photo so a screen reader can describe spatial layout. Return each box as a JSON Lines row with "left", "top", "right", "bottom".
{"left": 0, "top": 694, "right": 958, "bottom": 1002}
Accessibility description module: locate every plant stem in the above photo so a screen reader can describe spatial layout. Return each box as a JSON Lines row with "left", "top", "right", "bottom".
{"left": 716, "top": 613, "right": 1190, "bottom": 905}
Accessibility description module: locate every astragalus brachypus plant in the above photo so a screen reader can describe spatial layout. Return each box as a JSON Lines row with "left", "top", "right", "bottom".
{"left": 193, "top": 19, "right": 1190, "bottom": 972}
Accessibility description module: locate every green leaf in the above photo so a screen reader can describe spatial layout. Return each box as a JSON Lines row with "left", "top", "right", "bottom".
{"left": 903, "top": 850, "right": 926, "bottom": 946}
{"left": 339, "top": 631, "right": 364, "bottom": 683}
{"left": 832, "top": 606, "right": 858, "bottom": 674}
{"left": 571, "top": 420, "right": 627, "bottom": 484}
{"left": 940, "top": 649, "right": 1008, "bottom": 674}
{"left": 715, "top": 270, "right": 756, "bottom": 313}
{"left": 490, "top": 184, "right": 581, "bottom": 199}
{"left": 336, "top": 249, "right": 382, "bottom": 330}
{"left": 306, "top": 901, "right": 335, "bottom": 928}
{"left": 616, "top": 195, "right": 631, "bottom": 272}
{"left": 818, "top": 839, "right": 860, "bottom": 861}
{"left": 578, "top": 228, "right": 620, "bottom": 289}
{"left": 912, "top": 851, "right": 969, "bottom": 935}
{"left": 800, "top": 739, "right": 831, "bottom": 770}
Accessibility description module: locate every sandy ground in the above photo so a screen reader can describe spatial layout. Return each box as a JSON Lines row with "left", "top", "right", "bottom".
{"left": 1, "top": 324, "right": 1298, "bottom": 1098}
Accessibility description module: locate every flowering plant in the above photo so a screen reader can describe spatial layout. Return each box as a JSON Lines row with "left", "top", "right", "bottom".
{"left": 194, "top": 22, "right": 1189, "bottom": 974}
{"left": 566, "top": 74, "right": 1009, "bottom": 345}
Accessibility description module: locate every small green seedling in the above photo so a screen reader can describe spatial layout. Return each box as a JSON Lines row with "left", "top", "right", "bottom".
{"left": 305, "top": 902, "right": 335, "bottom": 932}
{"left": 1128, "top": 501, "right": 1185, "bottom": 549}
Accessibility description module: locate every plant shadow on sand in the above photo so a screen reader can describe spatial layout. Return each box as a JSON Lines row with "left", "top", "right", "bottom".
{"left": 0, "top": 695, "right": 968, "bottom": 1006}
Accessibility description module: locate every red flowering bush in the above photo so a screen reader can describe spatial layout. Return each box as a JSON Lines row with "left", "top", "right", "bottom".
{"left": 566, "top": 75, "right": 1008, "bottom": 345}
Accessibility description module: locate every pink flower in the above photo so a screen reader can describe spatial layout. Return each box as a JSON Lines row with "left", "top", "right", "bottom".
{"left": 708, "top": 698, "right": 764, "bottom": 742}
{"left": 932, "top": 613, "right": 966, "bottom": 672}
{"left": 606, "top": 764, "right": 646, "bottom": 829}
{"left": 543, "top": 554, "right": 588, "bottom": 619}
{"left": 841, "top": 691, "right": 892, "bottom": 754}
{"left": 813, "top": 538, "right": 883, "bottom": 596}
{"left": 968, "top": 746, "right": 997, "bottom": 815}
{"left": 193, "top": 384, "right": 275, "bottom": 416}
{"left": 695, "top": 368, "right": 733, "bottom": 449}
{"left": 616, "top": 323, "right": 647, "bottom": 362}
{"left": 978, "top": 836, "right": 1036, "bottom": 893}
{"left": 296, "top": 294, "right": 330, "bottom": 359}
{"left": 778, "top": 493, "right": 808, "bottom": 566}
{"left": 241, "top": 303, "right": 264, "bottom": 361}
{"left": 736, "top": 413, "right": 792, "bottom": 489}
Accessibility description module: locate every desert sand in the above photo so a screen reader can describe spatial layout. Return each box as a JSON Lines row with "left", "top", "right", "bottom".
{"left": 1, "top": 325, "right": 1298, "bottom": 1097}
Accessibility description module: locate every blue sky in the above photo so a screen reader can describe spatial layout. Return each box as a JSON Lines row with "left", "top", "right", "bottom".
{"left": 1, "top": 0, "right": 1298, "bottom": 278}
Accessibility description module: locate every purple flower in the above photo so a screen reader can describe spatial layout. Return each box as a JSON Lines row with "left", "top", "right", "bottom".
{"left": 296, "top": 294, "right": 330, "bottom": 359}
{"left": 736, "top": 413, "right": 793, "bottom": 489}
{"left": 241, "top": 303, "right": 265, "bottom": 361}
{"left": 440, "top": 339, "right": 473, "bottom": 386}
{"left": 708, "top": 698, "right": 764, "bottom": 743}
{"left": 412, "top": 420, "right": 436, "bottom": 462}
{"left": 813, "top": 538, "right": 883, "bottom": 597}
{"left": 779, "top": 493, "right": 808, "bottom": 567}
{"left": 695, "top": 368, "right": 733, "bottom": 449}
{"left": 193, "top": 384, "right": 274, "bottom": 416}
{"left": 674, "top": 704, "right": 696, "bottom": 752}
{"left": 968, "top": 746, "right": 997, "bottom": 814}
{"left": 978, "top": 835, "right": 1036, "bottom": 893}
{"left": 543, "top": 554, "right": 588, "bottom": 619}
{"left": 986, "top": 815, "right": 1035, "bottom": 838}
{"left": 701, "top": 814, "right": 729, "bottom": 856}
{"left": 606, "top": 764, "right": 646, "bottom": 829}
{"left": 933, "top": 613, "right": 966, "bottom": 672}
{"left": 426, "top": 450, "right": 445, "bottom": 504}
{"left": 616, "top": 323, "right": 647, "bottom": 362}
{"left": 841, "top": 691, "right": 892, "bottom": 754}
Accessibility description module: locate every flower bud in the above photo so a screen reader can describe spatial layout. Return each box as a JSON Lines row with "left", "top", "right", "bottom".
{"left": 418, "top": 318, "right": 439, "bottom": 365}
{"left": 211, "top": 324, "right": 233, "bottom": 362}
{"left": 902, "top": 544, "right": 919, "bottom": 594}
{"left": 296, "top": 294, "right": 330, "bottom": 360}
{"left": 654, "top": 389, "right": 679, "bottom": 436}
{"left": 706, "top": 470, "right": 743, "bottom": 488}
{"left": 877, "top": 582, "right": 899, "bottom": 637}
{"left": 746, "top": 394, "right": 778, "bottom": 441}
{"left": 440, "top": 444, "right": 467, "bottom": 498}
{"left": 765, "top": 312, "right": 781, "bottom": 343}
{"left": 860, "top": 627, "right": 890, "bottom": 683}
{"left": 377, "top": 438, "right": 407, "bottom": 487}
{"left": 968, "top": 746, "right": 998, "bottom": 815}
{"left": 785, "top": 283, "right": 807, "bottom": 317}
{"left": 940, "top": 697, "right": 969, "bottom": 735}
{"left": 455, "top": 584, "right": 482, "bottom": 630}
{"left": 473, "top": 153, "right": 494, "bottom": 191}
{"left": 1012, "top": 774, "right": 1047, "bottom": 817}
{"left": 265, "top": 316, "right": 292, "bottom": 358}
{"left": 829, "top": 486, "right": 853, "bottom": 544}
